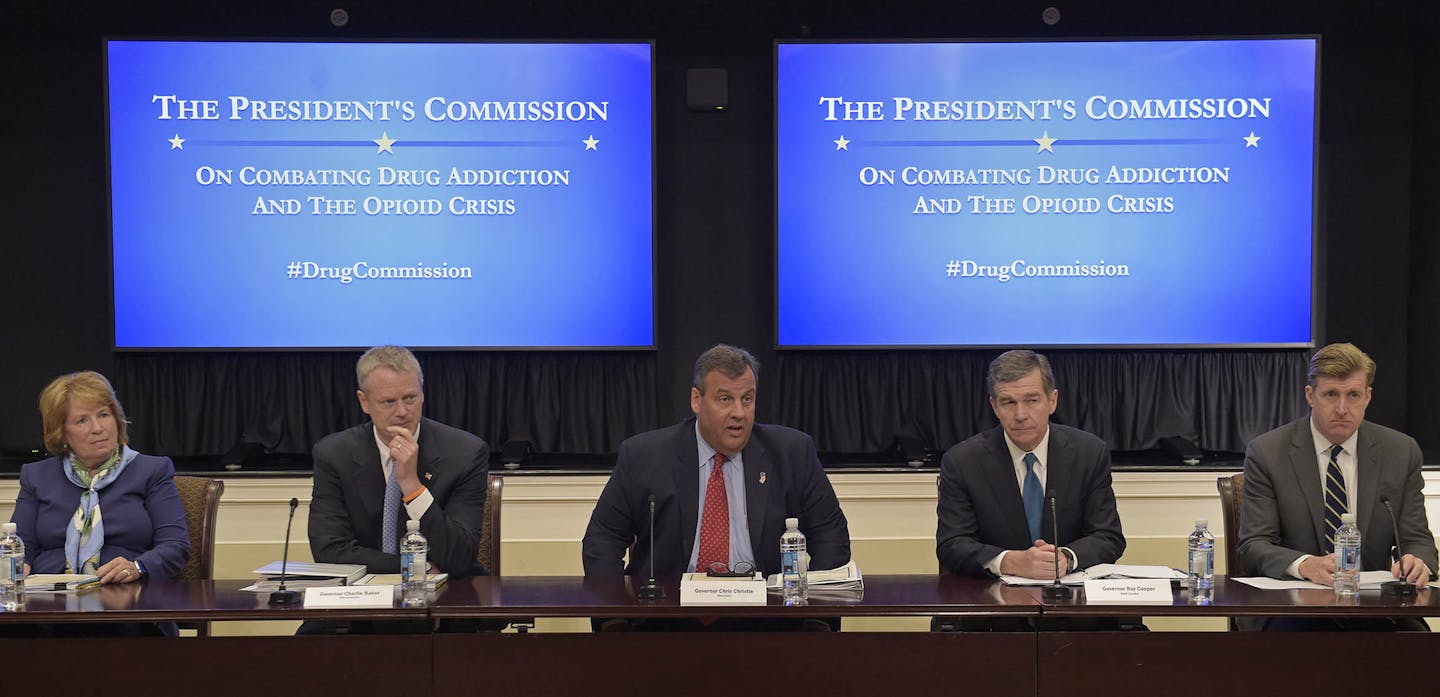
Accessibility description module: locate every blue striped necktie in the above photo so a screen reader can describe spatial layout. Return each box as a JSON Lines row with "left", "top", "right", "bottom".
{"left": 1323, "top": 444, "right": 1348, "bottom": 553}
{"left": 1022, "top": 452, "right": 1043, "bottom": 542}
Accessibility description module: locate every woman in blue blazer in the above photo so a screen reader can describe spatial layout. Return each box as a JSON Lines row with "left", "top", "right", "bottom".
{"left": 10, "top": 371, "right": 188, "bottom": 635}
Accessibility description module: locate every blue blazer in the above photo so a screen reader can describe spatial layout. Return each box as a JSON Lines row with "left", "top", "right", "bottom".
{"left": 11, "top": 453, "right": 190, "bottom": 579}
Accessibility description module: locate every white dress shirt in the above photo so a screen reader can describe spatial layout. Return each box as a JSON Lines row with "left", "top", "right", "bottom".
{"left": 984, "top": 426, "right": 1079, "bottom": 576}
{"left": 374, "top": 422, "right": 434, "bottom": 522}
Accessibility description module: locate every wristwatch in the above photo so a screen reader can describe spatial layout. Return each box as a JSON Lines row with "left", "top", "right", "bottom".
{"left": 133, "top": 559, "right": 147, "bottom": 579}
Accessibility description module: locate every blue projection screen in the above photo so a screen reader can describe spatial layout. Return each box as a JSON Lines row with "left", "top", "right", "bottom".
{"left": 777, "top": 39, "right": 1317, "bottom": 348}
{"left": 107, "top": 41, "right": 653, "bottom": 349}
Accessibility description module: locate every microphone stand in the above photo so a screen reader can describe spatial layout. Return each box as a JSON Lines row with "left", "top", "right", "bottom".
{"left": 269, "top": 497, "right": 302, "bottom": 606}
{"left": 637, "top": 494, "right": 665, "bottom": 600}
{"left": 1381, "top": 497, "right": 1418, "bottom": 597}
{"left": 1042, "top": 495, "right": 1072, "bottom": 600}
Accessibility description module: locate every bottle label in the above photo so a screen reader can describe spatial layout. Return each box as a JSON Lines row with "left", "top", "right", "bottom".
{"left": 1338, "top": 543, "right": 1361, "bottom": 571}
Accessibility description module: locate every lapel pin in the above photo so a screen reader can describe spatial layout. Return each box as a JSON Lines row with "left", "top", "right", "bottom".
{"left": 759, "top": 472, "right": 767, "bottom": 485}
{"left": 424, "top": 472, "right": 433, "bottom": 481}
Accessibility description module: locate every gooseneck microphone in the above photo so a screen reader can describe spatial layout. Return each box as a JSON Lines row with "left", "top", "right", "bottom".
{"left": 637, "top": 494, "right": 665, "bottom": 600}
{"left": 269, "top": 497, "right": 302, "bottom": 606}
{"left": 1042, "top": 494, "right": 1073, "bottom": 600}
{"left": 1380, "top": 496, "right": 1418, "bottom": 597}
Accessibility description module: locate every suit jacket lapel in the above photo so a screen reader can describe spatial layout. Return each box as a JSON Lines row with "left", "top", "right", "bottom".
{"left": 415, "top": 418, "right": 438, "bottom": 494}
{"left": 1287, "top": 419, "right": 1326, "bottom": 550}
{"left": 352, "top": 424, "right": 386, "bottom": 523}
{"left": 675, "top": 423, "right": 701, "bottom": 569}
{"left": 1043, "top": 426, "right": 1071, "bottom": 545}
{"left": 742, "top": 438, "right": 770, "bottom": 556}
{"left": 981, "top": 429, "right": 1031, "bottom": 547}
{"left": 1354, "top": 422, "right": 1381, "bottom": 538}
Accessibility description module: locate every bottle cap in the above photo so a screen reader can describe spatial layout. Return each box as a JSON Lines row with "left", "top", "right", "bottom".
{"left": 1194, "top": 519, "right": 1208, "bottom": 528}
{"left": 1340, "top": 513, "right": 1356, "bottom": 523}
{"left": 407, "top": 520, "right": 420, "bottom": 531}
{"left": 0, "top": 523, "right": 13, "bottom": 534}
{"left": 785, "top": 517, "right": 799, "bottom": 529}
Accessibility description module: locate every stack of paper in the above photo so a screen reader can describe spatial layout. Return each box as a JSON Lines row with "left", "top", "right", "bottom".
{"left": 1002, "top": 563, "right": 1187, "bottom": 587}
{"left": 356, "top": 572, "right": 449, "bottom": 591}
{"left": 765, "top": 560, "right": 864, "bottom": 592}
{"left": 241, "top": 561, "right": 367, "bottom": 592}
{"left": 25, "top": 574, "right": 101, "bottom": 592}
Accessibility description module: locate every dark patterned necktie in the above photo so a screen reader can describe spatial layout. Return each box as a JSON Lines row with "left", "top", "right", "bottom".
{"left": 696, "top": 454, "right": 729, "bottom": 571}
{"left": 1323, "top": 444, "right": 1348, "bottom": 553}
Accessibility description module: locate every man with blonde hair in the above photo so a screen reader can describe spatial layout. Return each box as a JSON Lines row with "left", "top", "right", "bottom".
{"left": 308, "top": 345, "right": 490, "bottom": 578}
{"left": 1239, "top": 342, "right": 1436, "bottom": 630}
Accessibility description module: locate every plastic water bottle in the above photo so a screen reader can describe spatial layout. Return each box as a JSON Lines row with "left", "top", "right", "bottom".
{"left": 0, "top": 523, "right": 25, "bottom": 610}
{"left": 1333, "top": 513, "right": 1361, "bottom": 596}
{"left": 780, "top": 517, "right": 808, "bottom": 605}
{"left": 400, "top": 520, "right": 428, "bottom": 607}
{"left": 1186, "top": 519, "right": 1214, "bottom": 605}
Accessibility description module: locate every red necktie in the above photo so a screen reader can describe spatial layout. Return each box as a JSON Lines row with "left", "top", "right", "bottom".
{"left": 696, "top": 453, "right": 729, "bottom": 571}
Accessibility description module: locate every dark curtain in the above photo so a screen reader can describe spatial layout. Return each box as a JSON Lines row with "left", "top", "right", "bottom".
{"left": 111, "top": 349, "right": 1307, "bottom": 460}
{"left": 112, "top": 352, "right": 657, "bottom": 457}
{"left": 773, "top": 350, "right": 1310, "bottom": 454}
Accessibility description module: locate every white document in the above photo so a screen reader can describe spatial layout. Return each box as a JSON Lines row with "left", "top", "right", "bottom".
{"left": 1233, "top": 570, "right": 1398, "bottom": 591}
{"left": 1084, "top": 564, "right": 1187, "bottom": 581}
{"left": 1001, "top": 564, "right": 1185, "bottom": 587}
{"left": 764, "top": 561, "right": 863, "bottom": 590}
{"left": 1001, "top": 571, "right": 1087, "bottom": 586}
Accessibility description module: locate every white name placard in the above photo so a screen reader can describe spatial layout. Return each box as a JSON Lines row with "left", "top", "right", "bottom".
{"left": 679, "top": 573, "right": 767, "bottom": 606}
{"left": 304, "top": 585, "right": 395, "bottom": 609}
{"left": 1082, "top": 579, "right": 1173, "bottom": 604}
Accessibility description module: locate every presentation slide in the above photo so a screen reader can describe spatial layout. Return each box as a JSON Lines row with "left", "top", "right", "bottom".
{"left": 107, "top": 41, "right": 653, "bottom": 349}
{"left": 777, "top": 39, "right": 1316, "bottom": 347}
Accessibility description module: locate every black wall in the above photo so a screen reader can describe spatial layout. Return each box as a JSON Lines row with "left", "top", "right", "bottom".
{"left": 3, "top": 0, "right": 1435, "bottom": 459}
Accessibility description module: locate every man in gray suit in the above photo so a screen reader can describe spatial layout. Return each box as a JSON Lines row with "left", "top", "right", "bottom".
{"left": 1239, "top": 342, "right": 1435, "bottom": 630}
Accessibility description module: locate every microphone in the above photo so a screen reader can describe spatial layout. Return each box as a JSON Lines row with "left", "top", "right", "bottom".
{"left": 637, "top": 494, "right": 664, "bottom": 600}
{"left": 269, "top": 497, "right": 302, "bottom": 606}
{"left": 1042, "top": 494, "right": 1073, "bottom": 600}
{"left": 1380, "top": 496, "right": 1418, "bottom": 597}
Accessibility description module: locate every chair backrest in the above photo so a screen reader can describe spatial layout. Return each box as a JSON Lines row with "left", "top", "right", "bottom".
{"left": 1216, "top": 472, "right": 1246, "bottom": 578}
{"left": 476, "top": 474, "right": 503, "bottom": 575}
{"left": 172, "top": 476, "right": 224, "bottom": 581}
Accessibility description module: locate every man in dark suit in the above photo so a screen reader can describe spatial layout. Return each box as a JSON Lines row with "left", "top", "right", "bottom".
{"left": 309, "top": 345, "right": 490, "bottom": 578}
{"left": 582, "top": 344, "right": 850, "bottom": 581}
{"left": 1239, "top": 342, "right": 1434, "bottom": 631}
{"left": 937, "top": 350, "right": 1125, "bottom": 581}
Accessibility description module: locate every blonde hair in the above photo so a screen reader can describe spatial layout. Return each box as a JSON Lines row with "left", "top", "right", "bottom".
{"left": 1307, "top": 342, "right": 1376, "bottom": 387}
{"left": 357, "top": 345, "right": 423, "bottom": 393}
{"left": 38, "top": 371, "right": 129, "bottom": 455}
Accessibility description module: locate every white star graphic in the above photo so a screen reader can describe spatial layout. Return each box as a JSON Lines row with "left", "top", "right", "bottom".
{"left": 373, "top": 132, "right": 397, "bottom": 154}
{"left": 168, "top": 134, "right": 185, "bottom": 150}
{"left": 834, "top": 135, "right": 850, "bottom": 151}
{"left": 583, "top": 135, "right": 599, "bottom": 151}
{"left": 1244, "top": 132, "right": 1261, "bottom": 148}
{"left": 1034, "top": 131, "right": 1057, "bottom": 153}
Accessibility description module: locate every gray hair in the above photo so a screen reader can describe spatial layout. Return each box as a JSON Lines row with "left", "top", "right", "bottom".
{"left": 691, "top": 344, "right": 760, "bottom": 392}
{"left": 986, "top": 349, "right": 1055, "bottom": 398}
{"left": 357, "top": 345, "right": 424, "bottom": 392}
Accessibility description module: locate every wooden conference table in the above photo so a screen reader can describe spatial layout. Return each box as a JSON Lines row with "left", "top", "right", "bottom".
{"left": 0, "top": 575, "right": 1434, "bottom": 697}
